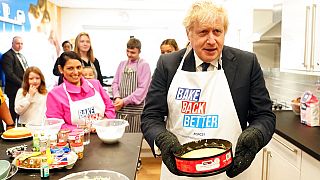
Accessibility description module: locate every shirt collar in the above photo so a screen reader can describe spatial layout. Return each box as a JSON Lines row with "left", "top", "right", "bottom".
{"left": 64, "top": 77, "right": 91, "bottom": 93}
{"left": 12, "top": 49, "right": 19, "bottom": 54}
{"left": 128, "top": 59, "right": 139, "bottom": 64}
{"left": 194, "top": 51, "right": 221, "bottom": 69}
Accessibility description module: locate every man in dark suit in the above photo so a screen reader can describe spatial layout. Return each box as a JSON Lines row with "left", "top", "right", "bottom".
{"left": 141, "top": 1, "right": 275, "bottom": 179}
{"left": 1, "top": 36, "right": 28, "bottom": 122}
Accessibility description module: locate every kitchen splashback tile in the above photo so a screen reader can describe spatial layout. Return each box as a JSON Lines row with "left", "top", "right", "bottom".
{"left": 263, "top": 69, "right": 320, "bottom": 103}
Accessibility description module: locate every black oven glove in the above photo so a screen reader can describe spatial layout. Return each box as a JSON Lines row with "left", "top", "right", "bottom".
{"left": 155, "top": 130, "right": 182, "bottom": 175}
{"left": 226, "top": 127, "right": 264, "bottom": 178}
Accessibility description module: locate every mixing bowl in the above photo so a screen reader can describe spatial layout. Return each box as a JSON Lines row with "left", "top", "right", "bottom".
{"left": 92, "top": 119, "right": 129, "bottom": 143}
{"left": 60, "top": 170, "right": 129, "bottom": 180}
{"left": 0, "top": 160, "right": 11, "bottom": 179}
{"left": 26, "top": 118, "right": 64, "bottom": 135}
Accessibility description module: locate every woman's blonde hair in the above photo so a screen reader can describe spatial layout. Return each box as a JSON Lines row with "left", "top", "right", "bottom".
{"left": 74, "top": 32, "right": 95, "bottom": 63}
{"left": 22, "top": 66, "right": 47, "bottom": 96}
{"left": 183, "top": 0, "right": 229, "bottom": 34}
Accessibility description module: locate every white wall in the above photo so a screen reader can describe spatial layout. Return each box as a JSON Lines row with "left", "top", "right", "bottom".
{"left": 60, "top": 0, "right": 254, "bottom": 76}
{"left": 60, "top": 7, "right": 188, "bottom": 75}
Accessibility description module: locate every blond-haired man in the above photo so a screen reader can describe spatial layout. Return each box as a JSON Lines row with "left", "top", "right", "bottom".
{"left": 141, "top": 1, "right": 275, "bottom": 179}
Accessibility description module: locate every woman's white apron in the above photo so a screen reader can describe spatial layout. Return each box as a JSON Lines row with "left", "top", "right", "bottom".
{"left": 63, "top": 80, "right": 105, "bottom": 125}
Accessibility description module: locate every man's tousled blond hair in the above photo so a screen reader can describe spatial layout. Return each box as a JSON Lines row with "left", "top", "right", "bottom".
{"left": 183, "top": 0, "right": 229, "bottom": 33}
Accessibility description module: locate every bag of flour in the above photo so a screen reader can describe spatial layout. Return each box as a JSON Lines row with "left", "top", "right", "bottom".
{"left": 300, "top": 91, "right": 320, "bottom": 127}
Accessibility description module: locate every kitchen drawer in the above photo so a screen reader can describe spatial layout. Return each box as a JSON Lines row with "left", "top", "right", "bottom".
{"left": 267, "top": 134, "right": 302, "bottom": 169}
{"left": 301, "top": 151, "right": 320, "bottom": 180}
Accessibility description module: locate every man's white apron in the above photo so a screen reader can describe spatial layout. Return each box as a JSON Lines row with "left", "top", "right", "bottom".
{"left": 63, "top": 80, "right": 105, "bottom": 125}
{"left": 161, "top": 48, "right": 248, "bottom": 180}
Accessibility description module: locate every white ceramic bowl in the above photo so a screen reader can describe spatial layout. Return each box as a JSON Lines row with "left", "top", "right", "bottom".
{"left": 0, "top": 160, "right": 11, "bottom": 180}
{"left": 60, "top": 170, "right": 129, "bottom": 180}
{"left": 92, "top": 119, "right": 129, "bottom": 143}
{"left": 26, "top": 118, "right": 64, "bottom": 135}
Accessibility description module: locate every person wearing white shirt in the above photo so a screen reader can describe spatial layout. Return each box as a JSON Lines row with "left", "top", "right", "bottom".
{"left": 15, "top": 66, "right": 47, "bottom": 125}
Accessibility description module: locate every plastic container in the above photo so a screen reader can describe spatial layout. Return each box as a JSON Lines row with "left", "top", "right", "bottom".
{"left": 49, "top": 133, "right": 57, "bottom": 148}
{"left": 58, "top": 129, "right": 70, "bottom": 143}
{"left": 68, "top": 132, "right": 81, "bottom": 144}
{"left": 0, "top": 160, "right": 11, "bottom": 180}
{"left": 56, "top": 141, "right": 69, "bottom": 149}
{"left": 40, "top": 158, "right": 49, "bottom": 178}
{"left": 70, "top": 142, "right": 84, "bottom": 160}
{"left": 26, "top": 118, "right": 64, "bottom": 136}
{"left": 291, "top": 101, "right": 301, "bottom": 115}
{"left": 92, "top": 119, "right": 129, "bottom": 143}
{"left": 60, "top": 170, "right": 129, "bottom": 180}
{"left": 72, "top": 128, "right": 84, "bottom": 143}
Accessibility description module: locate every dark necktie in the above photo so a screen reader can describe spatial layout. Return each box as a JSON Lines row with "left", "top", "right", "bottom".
{"left": 201, "top": 62, "right": 210, "bottom": 71}
{"left": 17, "top": 53, "right": 28, "bottom": 70}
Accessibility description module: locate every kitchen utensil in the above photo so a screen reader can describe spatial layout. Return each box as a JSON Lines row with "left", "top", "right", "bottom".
{"left": 60, "top": 170, "right": 129, "bottom": 180}
{"left": 92, "top": 119, "right": 129, "bottom": 143}
{"left": 174, "top": 139, "right": 233, "bottom": 177}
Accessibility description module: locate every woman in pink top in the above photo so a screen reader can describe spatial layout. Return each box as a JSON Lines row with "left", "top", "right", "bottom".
{"left": 46, "top": 51, "right": 115, "bottom": 130}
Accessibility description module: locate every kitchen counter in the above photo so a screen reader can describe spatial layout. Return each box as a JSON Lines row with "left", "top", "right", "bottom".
{"left": 0, "top": 133, "right": 143, "bottom": 179}
{"left": 274, "top": 110, "right": 320, "bottom": 161}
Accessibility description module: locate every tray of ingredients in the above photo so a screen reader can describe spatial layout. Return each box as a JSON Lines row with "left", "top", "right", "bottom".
{"left": 12, "top": 149, "right": 78, "bottom": 170}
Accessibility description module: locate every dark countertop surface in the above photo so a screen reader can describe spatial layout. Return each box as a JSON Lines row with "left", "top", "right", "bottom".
{"left": 0, "top": 133, "right": 143, "bottom": 180}
{"left": 274, "top": 110, "right": 320, "bottom": 161}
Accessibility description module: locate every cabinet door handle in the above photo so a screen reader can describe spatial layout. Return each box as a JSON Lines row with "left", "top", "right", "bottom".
{"left": 261, "top": 148, "right": 267, "bottom": 180}
{"left": 273, "top": 136, "right": 298, "bottom": 153}
{"left": 310, "top": 4, "right": 316, "bottom": 69}
{"left": 304, "top": 6, "right": 310, "bottom": 68}
{"left": 265, "top": 151, "right": 271, "bottom": 180}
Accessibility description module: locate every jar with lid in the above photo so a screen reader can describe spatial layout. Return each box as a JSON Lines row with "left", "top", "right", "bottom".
{"left": 70, "top": 142, "right": 84, "bottom": 159}
{"left": 39, "top": 134, "right": 49, "bottom": 155}
{"left": 68, "top": 131, "right": 81, "bottom": 144}
{"left": 72, "top": 128, "right": 84, "bottom": 143}
{"left": 56, "top": 141, "right": 69, "bottom": 149}
{"left": 58, "top": 129, "right": 70, "bottom": 143}
{"left": 49, "top": 133, "right": 57, "bottom": 148}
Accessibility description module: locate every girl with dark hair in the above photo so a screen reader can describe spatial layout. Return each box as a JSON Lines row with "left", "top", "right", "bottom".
{"left": 53, "top": 40, "right": 73, "bottom": 85}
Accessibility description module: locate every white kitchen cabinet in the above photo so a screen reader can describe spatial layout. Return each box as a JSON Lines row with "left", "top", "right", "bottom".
{"left": 262, "top": 134, "right": 302, "bottom": 180}
{"left": 281, "top": 0, "right": 320, "bottom": 74}
{"left": 300, "top": 151, "right": 320, "bottom": 180}
{"left": 246, "top": 149, "right": 263, "bottom": 180}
